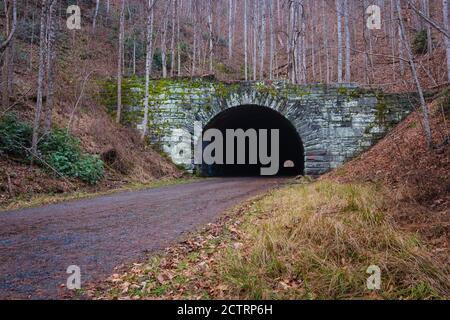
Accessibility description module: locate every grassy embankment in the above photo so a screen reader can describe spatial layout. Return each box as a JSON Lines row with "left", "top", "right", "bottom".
{"left": 96, "top": 179, "right": 449, "bottom": 300}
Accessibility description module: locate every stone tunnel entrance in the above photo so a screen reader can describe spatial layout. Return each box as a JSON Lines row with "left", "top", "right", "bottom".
{"left": 198, "top": 105, "right": 304, "bottom": 177}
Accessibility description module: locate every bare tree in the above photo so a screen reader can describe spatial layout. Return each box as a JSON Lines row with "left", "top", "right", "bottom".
{"left": 1, "top": 0, "right": 17, "bottom": 108}
{"left": 268, "top": 0, "right": 274, "bottom": 80}
{"left": 344, "top": 0, "right": 351, "bottom": 82}
{"left": 244, "top": 0, "right": 248, "bottom": 80}
{"left": 0, "top": 0, "right": 17, "bottom": 53}
{"left": 44, "top": 0, "right": 57, "bottom": 134}
{"left": 259, "top": 0, "right": 266, "bottom": 79}
{"left": 228, "top": 0, "right": 233, "bottom": 60}
{"left": 170, "top": 0, "right": 176, "bottom": 77}
{"left": 322, "top": 0, "right": 330, "bottom": 83}
{"left": 93, "top": 0, "right": 100, "bottom": 31}
{"left": 396, "top": 0, "right": 432, "bottom": 149}
{"left": 32, "top": 0, "right": 49, "bottom": 156}
{"left": 161, "top": 5, "right": 169, "bottom": 78}
{"left": 336, "top": 0, "right": 343, "bottom": 83}
{"left": 116, "top": 0, "right": 125, "bottom": 124}
{"left": 142, "top": 0, "right": 156, "bottom": 140}
{"left": 444, "top": 0, "right": 450, "bottom": 81}
{"left": 208, "top": 0, "right": 214, "bottom": 73}
{"left": 192, "top": 1, "right": 198, "bottom": 76}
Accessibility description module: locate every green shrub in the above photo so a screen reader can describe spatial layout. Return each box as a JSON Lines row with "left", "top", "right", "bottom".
{"left": 39, "top": 129, "right": 81, "bottom": 160}
{"left": 412, "top": 29, "right": 429, "bottom": 54}
{"left": 74, "top": 155, "right": 104, "bottom": 185}
{"left": 39, "top": 129, "right": 104, "bottom": 185}
{"left": 0, "top": 114, "right": 104, "bottom": 184}
{"left": 0, "top": 114, "right": 32, "bottom": 157}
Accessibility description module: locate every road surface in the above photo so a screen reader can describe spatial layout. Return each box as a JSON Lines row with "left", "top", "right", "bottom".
{"left": 0, "top": 177, "right": 283, "bottom": 299}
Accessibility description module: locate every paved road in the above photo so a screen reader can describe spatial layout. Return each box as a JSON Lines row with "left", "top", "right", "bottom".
{"left": 0, "top": 177, "right": 283, "bottom": 299}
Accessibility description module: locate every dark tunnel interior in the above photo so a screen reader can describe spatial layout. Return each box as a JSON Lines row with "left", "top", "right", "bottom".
{"left": 198, "top": 105, "right": 304, "bottom": 177}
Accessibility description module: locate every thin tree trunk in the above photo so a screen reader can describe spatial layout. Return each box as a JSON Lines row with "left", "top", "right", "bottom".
{"left": 244, "top": 0, "right": 248, "bottom": 80}
{"left": 44, "top": 0, "right": 57, "bottom": 134}
{"left": 141, "top": 0, "right": 155, "bottom": 140}
{"left": 336, "top": 0, "right": 343, "bottom": 83}
{"left": 443, "top": 0, "right": 450, "bottom": 81}
{"left": 192, "top": 6, "right": 197, "bottom": 76}
{"left": 0, "top": 0, "right": 17, "bottom": 53}
{"left": 228, "top": 0, "right": 233, "bottom": 60}
{"left": 170, "top": 0, "right": 176, "bottom": 77}
{"left": 208, "top": 0, "right": 213, "bottom": 73}
{"left": 161, "top": 6, "right": 169, "bottom": 78}
{"left": 2, "top": 0, "right": 10, "bottom": 109}
{"left": 322, "top": 0, "right": 330, "bottom": 83}
{"left": 116, "top": 0, "right": 125, "bottom": 124}
{"left": 396, "top": 0, "right": 433, "bottom": 149}
{"left": 253, "top": 0, "right": 258, "bottom": 81}
{"left": 269, "top": 0, "right": 274, "bottom": 80}
{"left": 92, "top": 0, "right": 99, "bottom": 31}
{"left": 32, "top": 0, "right": 49, "bottom": 156}
{"left": 344, "top": 0, "right": 351, "bottom": 82}
{"left": 259, "top": 0, "right": 266, "bottom": 80}
{"left": 177, "top": 0, "right": 181, "bottom": 76}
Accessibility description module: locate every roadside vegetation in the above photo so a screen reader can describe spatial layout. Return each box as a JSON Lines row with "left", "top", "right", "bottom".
{"left": 0, "top": 176, "right": 197, "bottom": 212}
{"left": 93, "top": 179, "right": 449, "bottom": 300}
{"left": 92, "top": 98, "right": 449, "bottom": 300}
{"left": 0, "top": 113, "right": 105, "bottom": 185}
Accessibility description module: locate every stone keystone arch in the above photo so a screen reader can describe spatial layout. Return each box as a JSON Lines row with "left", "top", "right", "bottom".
{"left": 123, "top": 79, "right": 415, "bottom": 176}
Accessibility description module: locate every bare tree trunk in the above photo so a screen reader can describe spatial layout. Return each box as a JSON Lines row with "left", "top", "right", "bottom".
{"left": 253, "top": 0, "right": 258, "bottom": 81}
{"left": 444, "top": 0, "right": 450, "bottom": 82}
{"left": 161, "top": 7, "right": 169, "bottom": 78}
{"left": 177, "top": 0, "right": 181, "bottom": 76}
{"left": 258, "top": 0, "right": 266, "bottom": 79}
{"left": 322, "top": 0, "right": 330, "bottom": 83}
{"left": 92, "top": 0, "right": 99, "bottom": 31}
{"left": 268, "top": 0, "right": 274, "bottom": 80}
{"left": 116, "top": 0, "right": 125, "bottom": 124}
{"left": 228, "top": 0, "right": 233, "bottom": 60}
{"left": 192, "top": 4, "right": 197, "bottom": 76}
{"left": 2, "top": 0, "right": 17, "bottom": 109}
{"left": 300, "top": 1, "right": 306, "bottom": 83}
{"left": 396, "top": 0, "right": 432, "bottom": 149}
{"left": 344, "top": 0, "right": 351, "bottom": 82}
{"left": 208, "top": 0, "right": 213, "bottom": 73}
{"left": 244, "top": 0, "right": 248, "bottom": 80}
{"left": 44, "top": 0, "right": 57, "bottom": 134}
{"left": 32, "top": 0, "right": 49, "bottom": 156}
{"left": 2, "top": 1, "right": 10, "bottom": 109}
{"left": 141, "top": 0, "right": 155, "bottom": 141}
{"left": 336, "top": 0, "right": 343, "bottom": 83}
{"left": 422, "top": 0, "right": 432, "bottom": 54}
{"left": 170, "top": 0, "right": 176, "bottom": 77}
{"left": 310, "top": 1, "right": 316, "bottom": 82}
{"left": 0, "top": 0, "right": 17, "bottom": 53}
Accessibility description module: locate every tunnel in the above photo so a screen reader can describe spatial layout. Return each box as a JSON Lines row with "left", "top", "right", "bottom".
{"left": 198, "top": 105, "right": 304, "bottom": 177}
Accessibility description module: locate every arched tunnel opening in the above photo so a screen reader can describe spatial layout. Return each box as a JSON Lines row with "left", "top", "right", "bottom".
{"left": 198, "top": 105, "right": 304, "bottom": 177}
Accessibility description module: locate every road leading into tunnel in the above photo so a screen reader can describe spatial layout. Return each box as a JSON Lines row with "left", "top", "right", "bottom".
{"left": 0, "top": 177, "right": 285, "bottom": 299}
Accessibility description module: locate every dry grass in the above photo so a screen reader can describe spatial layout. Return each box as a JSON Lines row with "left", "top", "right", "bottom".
{"left": 95, "top": 180, "right": 449, "bottom": 300}
{"left": 0, "top": 177, "right": 197, "bottom": 212}
{"left": 221, "top": 181, "right": 449, "bottom": 299}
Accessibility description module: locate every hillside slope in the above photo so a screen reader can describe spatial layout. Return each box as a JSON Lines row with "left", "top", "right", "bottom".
{"left": 327, "top": 93, "right": 450, "bottom": 262}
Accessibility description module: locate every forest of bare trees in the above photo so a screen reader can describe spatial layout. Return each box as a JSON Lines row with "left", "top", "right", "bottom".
{"left": 98, "top": 0, "right": 450, "bottom": 86}
{"left": 1, "top": 0, "right": 450, "bottom": 144}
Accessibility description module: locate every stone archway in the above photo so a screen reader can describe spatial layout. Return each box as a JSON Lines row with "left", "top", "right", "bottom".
{"left": 198, "top": 104, "right": 305, "bottom": 177}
